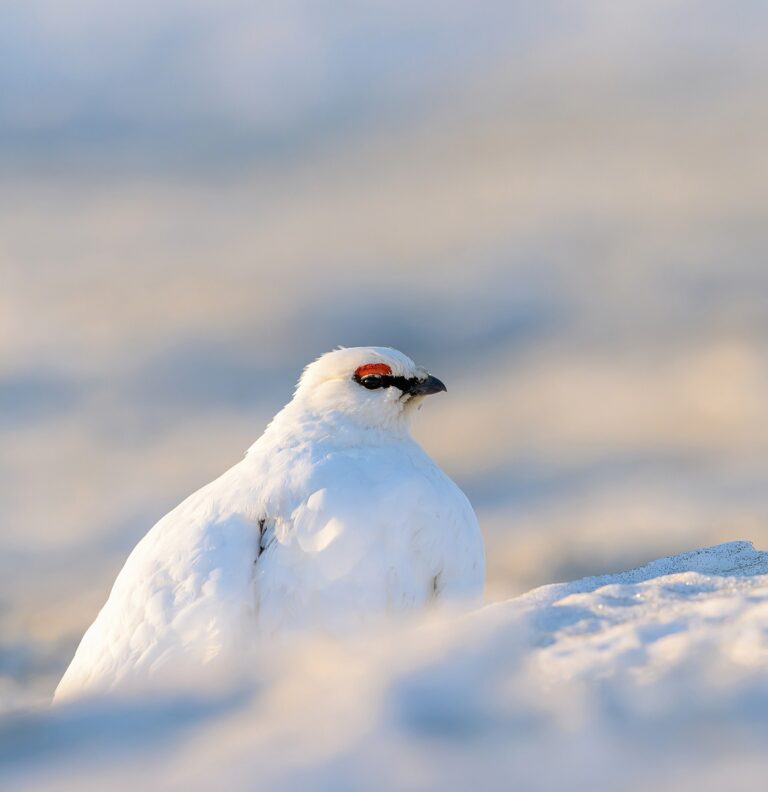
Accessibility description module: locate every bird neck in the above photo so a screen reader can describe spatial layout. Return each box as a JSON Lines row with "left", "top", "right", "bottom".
{"left": 258, "top": 399, "right": 414, "bottom": 451}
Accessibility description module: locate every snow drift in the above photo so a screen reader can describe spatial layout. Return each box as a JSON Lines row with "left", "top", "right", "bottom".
{"left": 3, "top": 541, "right": 768, "bottom": 791}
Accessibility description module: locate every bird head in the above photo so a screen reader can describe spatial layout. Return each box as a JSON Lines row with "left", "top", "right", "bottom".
{"left": 292, "top": 347, "right": 447, "bottom": 433}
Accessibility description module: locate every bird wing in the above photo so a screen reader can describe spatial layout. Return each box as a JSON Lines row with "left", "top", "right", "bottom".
{"left": 54, "top": 469, "right": 261, "bottom": 701}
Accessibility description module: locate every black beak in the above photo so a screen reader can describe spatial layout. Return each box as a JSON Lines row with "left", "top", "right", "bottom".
{"left": 407, "top": 374, "right": 447, "bottom": 396}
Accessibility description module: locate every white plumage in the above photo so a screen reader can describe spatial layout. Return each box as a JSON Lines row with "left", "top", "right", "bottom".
{"left": 54, "top": 347, "right": 485, "bottom": 700}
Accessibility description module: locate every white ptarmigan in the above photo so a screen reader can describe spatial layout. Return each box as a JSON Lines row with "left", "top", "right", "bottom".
{"left": 54, "top": 347, "right": 485, "bottom": 701}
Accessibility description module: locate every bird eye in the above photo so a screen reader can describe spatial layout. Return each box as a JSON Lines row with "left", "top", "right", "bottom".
{"left": 360, "top": 375, "right": 383, "bottom": 389}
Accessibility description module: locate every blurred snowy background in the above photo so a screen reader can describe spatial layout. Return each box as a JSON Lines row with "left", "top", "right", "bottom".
{"left": 2, "top": 0, "right": 768, "bottom": 713}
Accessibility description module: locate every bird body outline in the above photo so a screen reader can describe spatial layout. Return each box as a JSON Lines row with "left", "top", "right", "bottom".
{"left": 55, "top": 347, "right": 485, "bottom": 700}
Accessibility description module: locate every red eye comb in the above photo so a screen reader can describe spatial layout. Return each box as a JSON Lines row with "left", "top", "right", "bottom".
{"left": 354, "top": 363, "right": 392, "bottom": 378}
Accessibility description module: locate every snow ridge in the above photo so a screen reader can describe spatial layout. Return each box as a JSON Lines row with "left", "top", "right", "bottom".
{"left": 3, "top": 541, "right": 768, "bottom": 792}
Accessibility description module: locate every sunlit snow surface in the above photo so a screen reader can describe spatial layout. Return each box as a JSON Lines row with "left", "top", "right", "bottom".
{"left": 3, "top": 541, "right": 768, "bottom": 791}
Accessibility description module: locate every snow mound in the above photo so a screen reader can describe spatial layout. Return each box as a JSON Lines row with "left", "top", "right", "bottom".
{"left": 3, "top": 541, "right": 768, "bottom": 791}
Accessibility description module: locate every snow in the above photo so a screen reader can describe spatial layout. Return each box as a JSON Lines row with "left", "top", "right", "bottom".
{"left": 3, "top": 541, "right": 768, "bottom": 791}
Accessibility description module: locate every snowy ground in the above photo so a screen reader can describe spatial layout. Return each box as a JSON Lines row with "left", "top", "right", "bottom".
{"left": 2, "top": 541, "right": 767, "bottom": 791}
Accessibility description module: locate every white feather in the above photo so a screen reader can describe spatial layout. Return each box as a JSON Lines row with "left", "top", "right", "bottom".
{"left": 54, "top": 347, "right": 485, "bottom": 700}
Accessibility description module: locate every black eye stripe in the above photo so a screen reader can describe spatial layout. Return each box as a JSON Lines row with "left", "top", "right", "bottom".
{"left": 353, "top": 373, "right": 417, "bottom": 391}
